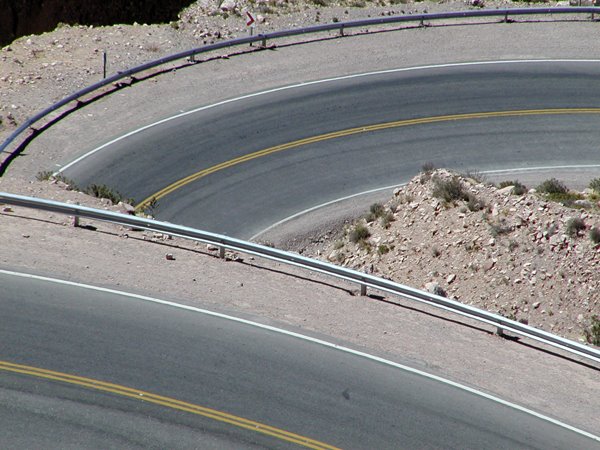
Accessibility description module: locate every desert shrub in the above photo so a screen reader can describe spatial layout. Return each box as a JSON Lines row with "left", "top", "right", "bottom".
{"left": 377, "top": 244, "right": 390, "bottom": 255}
{"left": 333, "top": 240, "right": 345, "bottom": 250}
{"left": 466, "top": 193, "right": 486, "bottom": 211}
{"left": 584, "top": 315, "right": 600, "bottom": 346}
{"left": 565, "top": 217, "right": 586, "bottom": 237}
{"left": 431, "top": 246, "right": 441, "bottom": 257}
{"left": 309, "top": 0, "right": 329, "bottom": 5}
{"left": 499, "top": 180, "right": 527, "bottom": 195}
{"left": 589, "top": 227, "right": 600, "bottom": 244}
{"left": 349, "top": 224, "right": 370, "bottom": 243}
{"left": 489, "top": 222, "right": 512, "bottom": 237}
{"left": 536, "top": 178, "right": 567, "bottom": 195}
{"left": 85, "top": 184, "right": 133, "bottom": 205}
{"left": 365, "top": 202, "right": 385, "bottom": 222}
{"left": 419, "top": 162, "right": 436, "bottom": 183}
{"left": 381, "top": 211, "right": 395, "bottom": 229}
{"left": 432, "top": 176, "right": 468, "bottom": 203}
{"left": 36, "top": 171, "right": 53, "bottom": 181}
{"left": 462, "top": 170, "right": 486, "bottom": 184}
{"left": 589, "top": 178, "right": 600, "bottom": 194}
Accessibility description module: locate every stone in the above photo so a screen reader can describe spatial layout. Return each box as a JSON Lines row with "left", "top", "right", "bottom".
{"left": 165, "top": 253, "right": 176, "bottom": 260}
{"left": 446, "top": 274, "right": 456, "bottom": 284}
{"left": 533, "top": 301, "right": 541, "bottom": 309}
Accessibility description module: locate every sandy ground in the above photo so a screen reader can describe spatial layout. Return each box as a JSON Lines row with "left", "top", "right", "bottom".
{"left": 1, "top": 1, "right": 599, "bottom": 436}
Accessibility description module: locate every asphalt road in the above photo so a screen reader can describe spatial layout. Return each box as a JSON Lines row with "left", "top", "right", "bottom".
{"left": 1, "top": 271, "right": 598, "bottom": 449}
{"left": 63, "top": 60, "right": 600, "bottom": 238}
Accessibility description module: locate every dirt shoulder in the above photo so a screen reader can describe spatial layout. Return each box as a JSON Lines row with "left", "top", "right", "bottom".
{"left": 1, "top": 1, "right": 599, "bottom": 435}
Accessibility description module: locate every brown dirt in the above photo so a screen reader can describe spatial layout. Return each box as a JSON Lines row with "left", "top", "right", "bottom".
{"left": 1, "top": 0, "right": 599, "bottom": 436}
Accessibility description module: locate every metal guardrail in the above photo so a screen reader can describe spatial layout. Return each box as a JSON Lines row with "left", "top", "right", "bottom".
{"left": 2, "top": 192, "right": 599, "bottom": 364}
{"left": 1, "top": 7, "right": 600, "bottom": 160}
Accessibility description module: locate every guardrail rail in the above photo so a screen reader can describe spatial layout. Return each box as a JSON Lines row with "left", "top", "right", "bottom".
{"left": 1, "top": 7, "right": 600, "bottom": 163}
{"left": 2, "top": 192, "right": 599, "bottom": 364}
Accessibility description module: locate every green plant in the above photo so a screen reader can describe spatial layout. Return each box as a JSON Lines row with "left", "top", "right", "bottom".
{"left": 536, "top": 178, "right": 567, "bottom": 195}
{"left": 84, "top": 184, "right": 133, "bottom": 205}
{"left": 432, "top": 176, "right": 468, "bottom": 203}
{"left": 333, "top": 240, "right": 345, "bottom": 250}
{"left": 499, "top": 180, "right": 527, "bottom": 195}
{"left": 589, "top": 178, "right": 600, "bottom": 194}
{"left": 349, "top": 224, "right": 370, "bottom": 243}
{"left": 36, "top": 170, "right": 53, "bottom": 181}
{"left": 349, "top": 0, "right": 366, "bottom": 6}
{"left": 589, "top": 227, "right": 600, "bottom": 244}
{"left": 381, "top": 211, "right": 395, "bottom": 229}
{"left": 377, "top": 244, "right": 390, "bottom": 255}
{"left": 365, "top": 202, "right": 386, "bottom": 222}
{"left": 565, "top": 217, "right": 586, "bottom": 237}
{"left": 466, "top": 193, "right": 486, "bottom": 211}
{"left": 584, "top": 315, "right": 600, "bottom": 346}
{"left": 143, "top": 197, "right": 159, "bottom": 216}
{"left": 489, "top": 219, "right": 512, "bottom": 237}
{"left": 462, "top": 170, "right": 485, "bottom": 184}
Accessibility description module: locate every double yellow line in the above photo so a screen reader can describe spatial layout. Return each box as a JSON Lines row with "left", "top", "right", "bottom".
{"left": 135, "top": 108, "right": 600, "bottom": 211}
{"left": 0, "top": 360, "right": 340, "bottom": 449}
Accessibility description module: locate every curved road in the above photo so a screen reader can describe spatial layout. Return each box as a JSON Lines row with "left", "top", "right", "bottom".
{"left": 62, "top": 60, "right": 600, "bottom": 238}
{"left": 1, "top": 271, "right": 598, "bottom": 448}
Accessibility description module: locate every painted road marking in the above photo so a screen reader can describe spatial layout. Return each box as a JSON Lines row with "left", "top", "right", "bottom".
{"left": 1, "top": 269, "right": 599, "bottom": 443}
{"left": 135, "top": 108, "right": 600, "bottom": 210}
{"left": 57, "top": 59, "right": 600, "bottom": 175}
{"left": 250, "top": 163, "right": 600, "bottom": 240}
{"left": 0, "top": 360, "right": 339, "bottom": 450}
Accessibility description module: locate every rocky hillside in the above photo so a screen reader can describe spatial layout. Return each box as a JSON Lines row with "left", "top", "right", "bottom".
{"left": 306, "top": 169, "right": 600, "bottom": 344}
{"left": 0, "top": 0, "right": 196, "bottom": 46}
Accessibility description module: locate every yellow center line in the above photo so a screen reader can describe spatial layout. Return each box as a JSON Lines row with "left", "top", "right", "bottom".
{"left": 0, "top": 360, "right": 341, "bottom": 450}
{"left": 135, "top": 108, "right": 600, "bottom": 210}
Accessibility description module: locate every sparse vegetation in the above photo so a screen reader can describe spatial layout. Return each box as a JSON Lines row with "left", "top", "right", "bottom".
{"left": 589, "top": 227, "right": 600, "bottom": 244}
{"left": 432, "top": 176, "right": 468, "bottom": 203}
{"left": 36, "top": 171, "right": 79, "bottom": 190}
{"left": 466, "top": 193, "right": 486, "bottom": 211}
{"left": 584, "top": 315, "right": 600, "bottom": 346}
{"left": 462, "top": 170, "right": 486, "bottom": 184}
{"left": 565, "top": 217, "right": 586, "bottom": 237}
{"left": 365, "top": 202, "right": 385, "bottom": 223}
{"left": 536, "top": 178, "right": 568, "bottom": 195}
{"left": 84, "top": 184, "right": 134, "bottom": 206}
{"left": 589, "top": 178, "right": 600, "bottom": 194}
{"left": 536, "top": 178, "right": 585, "bottom": 206}
{"left": 143, "top": 197, "right": 160, "bottom": 216}
{"left": 381, "top": 211, "right": 395, "bottom": 229}
{"left": 377, "top": 244, "right": 389, "bottom": 255}
{"left": 499, "top": 180, "right": 527, "bottom": 195}
{"left": 349, "top": 223, "right": 370, "bottom": 243}
{"left": 419, "top": 162, "right": 436, "bottom": 183}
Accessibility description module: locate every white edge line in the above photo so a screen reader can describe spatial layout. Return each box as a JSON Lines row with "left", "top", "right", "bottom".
{"left": 250, "top": 164, "right": 600, "bottom": 240}
{"left": 56, "top": 58, "right": 600, "bottom": 174}
{"left": 1, "top": 268, "right": 598, "bottom": 442}
{"left": 250, "top": 183, "right": 405, "bottom": 241}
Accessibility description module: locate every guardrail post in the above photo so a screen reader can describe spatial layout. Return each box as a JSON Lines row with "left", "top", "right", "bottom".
{"left": 340, "top": 25, "right": 345, "bottom": 36}
{"left": 496, "top": 327, "right": 504, "bottom": 337}
{"left": 261, "top": 36, "right": 267, "bottom": 47}
{"left": 218, "top": 246, "right": 225, "bottom": 259}
{"left": 103, "top": 50, "right": 107, "bottom": 79}
{"left": 360, "top": 283, "right": 367, "bottom": 296}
